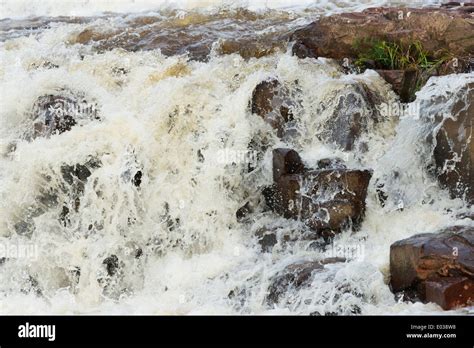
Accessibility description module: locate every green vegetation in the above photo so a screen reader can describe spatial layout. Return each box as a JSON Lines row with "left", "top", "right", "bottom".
{"left": 353, "top": 39, "right": 449, "bottom": 72}
{"left": 352, "top": 39, "right": 452, "bottom": 101}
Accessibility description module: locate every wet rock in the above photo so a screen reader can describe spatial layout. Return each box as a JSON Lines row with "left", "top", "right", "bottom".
{"left": 266, "top": 261, "right": 324, "bottom": 305}
{"left": 103, "top": 255, "right": 120, "bottom": 277}
{"left": 291, "top": 7, "right": 474, "bottom": 101}
{"left": 431, "top": 82, "right": 473, "bottom": 204}
{"left": 135, "top": 248, "right": 143, "bottom": 259}
{"left": 250, "top": 79, "right": 295, "bottom": 137}
{"left": 59, "top": 157, "right": 101, "bottom": 219}
{"left": 376, "top": 69, "right": 418, "bottom": 103}
{"left": 267, "top": 149, "right": 372, "bottom": 237}
{"left": 266, "top": 258, "right": 345, "bottom": 305}
{"left": 316, "top": 158, "right": 346, "bottom": 170}
{"left": 61, "top": 162, "right": 94, "bottom": 186}
{"left": 255, "top": 228, "right": 278, "bottom": 252}
{"left": 218, "top": 37, "right": 286, "bottom": 60}
{"left": 272, "top": 148, "right": 305, "bottom": 182}
{"left": 304, "top": 200, "right": 358, "bottom": 238}
{"left": 14, "top": 219, "right": 35, "bottom": 237}
{"left": 236, "top": 201, "right": 253, "bottom": 222}
{"left": 132, "top": 170, "right": 143, "bottom": 187}
{"left": 246, "top": 136, "right": 270, "bottom": 173}
{"left": 375, "top": 181, "right": 389, "bottom": 208}
{"left": 457, "top": 212, "right": 474, "bottom": 220}
{"left": 390, "top": 226, "right": 474, "bottom": 309}
{"left": 120, "top": 150, "right": 144, "bottom": 189}
{"left": 71, "top": 10, "right": 291, "bottom": 61}
{"left": 319, "top": 83, "right": 383, "bottom": 151}
{"left": 31, "top": 92, "right": 99, "bottom": 139}
{"left": 291, "top": 7, "right": 474, "bottom": 63}
{"left": 425, "top": 276, "right": 473, "bottom": 310}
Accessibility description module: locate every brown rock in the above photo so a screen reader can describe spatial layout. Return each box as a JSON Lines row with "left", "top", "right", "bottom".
{"left": 272, "top": 148, "right": 305, "bottom": 182}
{"left": 432, "top": 82, "right": 473, "bottom": 204}
{"left": 425, "top": 277, "right": 473, "bottom": 310}
{"left": 291, "top": 7, "right": 474, "bottom": 62}
{"left": 267, "top": 149, "right": 372, "bottom": 237}
{"left": 305, "top": 200, "right": 356, "bottom": 238}
{"left": 266, "top": 261, "right": 323, "bottom": 305}
{"left": 376, "top": 69, "right": 419, "bottom": 103}
{"left": 266, "top": 258, "right": 345, "bottom": 305}
{"left": 250, "top": 79, "right": 294, "bottom": 137}
{"left": 390, "top": 226, "right": 474, "bottom": 309}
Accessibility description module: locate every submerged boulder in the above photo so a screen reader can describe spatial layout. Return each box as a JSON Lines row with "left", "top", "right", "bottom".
{"left": 255, "top": 227, "right": 278, "bottom": 252}
{"left": 250, "top": 79, "right": 296, "bottom": 137}
{"left": 30, "top": 91, "right": 99, "bottom": 139}
{"left": 319, "top": 82, "right": 384, "bottom": 151}
{"left": 266, "top": 258, "right": 345, "bottom": 305}
{"left": 390, "top": 226, "right": 474, "bottom": 310}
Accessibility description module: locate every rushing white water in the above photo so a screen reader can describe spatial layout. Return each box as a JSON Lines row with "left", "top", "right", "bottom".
{"left": 0, "top": 0, "right": 444, "bottom": 19}
{"left": 0, "top": 1, "right": 473, "bottom": 314}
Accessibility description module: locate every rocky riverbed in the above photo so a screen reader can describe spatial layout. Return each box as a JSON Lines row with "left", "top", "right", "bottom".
{"left": 0, "top": 1, "right": 472, "bottom": 314}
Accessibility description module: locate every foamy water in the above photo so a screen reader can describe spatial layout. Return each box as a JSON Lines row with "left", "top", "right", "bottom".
{"left": 0, "top": 1, "right": 472, "bottom": 314}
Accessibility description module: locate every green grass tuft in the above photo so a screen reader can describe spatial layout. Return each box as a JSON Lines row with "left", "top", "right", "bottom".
{"left": 352, "top": 39, "right": 452, "bottom": 100}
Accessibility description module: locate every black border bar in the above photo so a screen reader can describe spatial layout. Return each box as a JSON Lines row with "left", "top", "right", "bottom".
{"left": 0, "top": 315, "right": 472, "bottom": 346}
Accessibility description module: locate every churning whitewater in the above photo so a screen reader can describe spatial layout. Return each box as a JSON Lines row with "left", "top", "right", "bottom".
{"left": 0, "top": 1, "right": 473, "bottom": 314}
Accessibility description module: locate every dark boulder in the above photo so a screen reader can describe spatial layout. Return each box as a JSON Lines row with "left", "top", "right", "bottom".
{"left": 59, "top": 158, "right": 101, "bottom": 224}
{"left": 431, "top": 82, "right": 473, "bottom": 204}
{"left": 390, "top": 226, "right": 474, "bottom": 310}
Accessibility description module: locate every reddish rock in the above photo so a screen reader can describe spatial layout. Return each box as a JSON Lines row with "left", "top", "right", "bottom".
{"left": 376, "top": 69, "right": 418, "bottom": 103}
{"left": 425, "top": 277, "right": 473, "bottom": 310}
{"left": 291, "top": 7, "right": 474, "bottom": 62}
{"left": 390, "top": 226, "right": 474, "bottom": 309}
